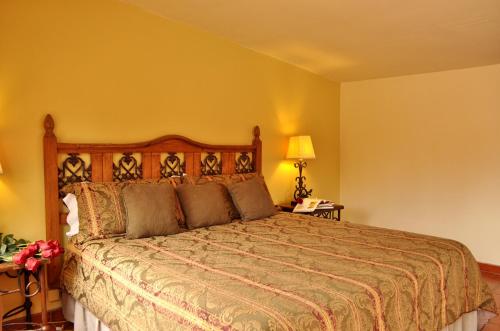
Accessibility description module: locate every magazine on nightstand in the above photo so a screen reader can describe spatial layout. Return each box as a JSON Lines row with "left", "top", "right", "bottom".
{"left": 293, "top": 199, "right": 334, "bottom": 213}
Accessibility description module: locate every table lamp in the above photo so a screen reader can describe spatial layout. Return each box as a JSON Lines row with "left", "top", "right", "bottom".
{"left": 286, "top": 135, "right": 315, "bottom": 202}
{"left": 0, "top": 161, "right": 3, "bottom": 175}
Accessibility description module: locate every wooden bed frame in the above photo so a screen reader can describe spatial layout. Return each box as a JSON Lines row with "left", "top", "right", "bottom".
{"left": 43, "top": 114, "right": 262, "bottom": 284}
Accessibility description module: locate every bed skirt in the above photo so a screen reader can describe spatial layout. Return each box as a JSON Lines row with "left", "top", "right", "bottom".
{"left": 63, "top": 292, "right": 495, "bottom": 331}
{"left": 63, "top": 292, "right": 110, "bottom": 331}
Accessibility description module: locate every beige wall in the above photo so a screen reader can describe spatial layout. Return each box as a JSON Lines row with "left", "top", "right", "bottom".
{"left": 0, "top": 0, "right": 340, "bottom": 316}
{"left": 340, "top": 64, "right": 500, "bottom": 265}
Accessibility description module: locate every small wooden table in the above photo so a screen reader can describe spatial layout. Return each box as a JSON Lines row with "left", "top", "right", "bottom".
{"left": 0, "top": 259, "right": 50, "bottom": 330}
{"left": 279, "top": 203, "right": 344, "bottom": 221}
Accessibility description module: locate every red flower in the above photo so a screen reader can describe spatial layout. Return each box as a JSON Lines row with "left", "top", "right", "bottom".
{"left": 25, "top": 243, "right": 39, "bottom": 256}
{"left": 47, "top": 240, "right": 59, "bottom": 250}
{"left": 37, "top": 240, "right": 64, "bottom": 259}
{"left": 37, "top": 241, "right": 51, "bottom": 251}
{"left": 296, "top": 198, "right": 304, "bottom": 204}
{"left": 52, "top": 245, "right": 64, "bottom": 257}
{"left": 25, "top": 257, "right": 41, "bottom": 272}
{"left": 12, "top": 249, "right": 31, "bottom": 265}
{"left": 34, "top": 240, "right": 45, "bottom": 247}
{"left": 41, "top": 249, "right": 54, "bottom": 258}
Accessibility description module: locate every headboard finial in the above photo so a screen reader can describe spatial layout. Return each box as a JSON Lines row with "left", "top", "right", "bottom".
{"left": 253, "top": 126, "right": 261, "bottom": 140}
{"left": 252, "top": 125, "right": 262, "bottom": 173}
{"left": 44, "top": 114, "right": 55, "bottom": 137}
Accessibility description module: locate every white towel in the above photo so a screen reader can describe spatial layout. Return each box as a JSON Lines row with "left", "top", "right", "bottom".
{"left": 63, "top": 193, "right": 79, "bottom": 237}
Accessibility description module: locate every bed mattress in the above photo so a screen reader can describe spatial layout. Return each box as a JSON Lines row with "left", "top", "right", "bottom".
{"left": 61, "top": 212, "right": 496, "bottom": 331}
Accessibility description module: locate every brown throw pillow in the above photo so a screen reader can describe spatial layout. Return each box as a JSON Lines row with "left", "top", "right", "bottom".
{"left": 227, "top": 177, "right": 277, "bottom": 221}
{"left": 176, "top": 183, "right": 232, "bottom": 229}
{"left": 183, "top": 173, "right": 260, "bottom": 219}
{"left": 124, "top": 177, "right": 186, "bottom": 226}
{"left": 122, "top": 183, "right": 180, "bottom": 239}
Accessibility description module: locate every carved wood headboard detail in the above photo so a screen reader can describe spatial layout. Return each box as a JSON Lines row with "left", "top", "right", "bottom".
{"left": 43, "top": 114, "right": 262, "bottom": 284}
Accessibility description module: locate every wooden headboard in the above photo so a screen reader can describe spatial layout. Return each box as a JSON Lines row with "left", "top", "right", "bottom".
{"left": 43, "top": 114, "right": 261, "bottom": 283}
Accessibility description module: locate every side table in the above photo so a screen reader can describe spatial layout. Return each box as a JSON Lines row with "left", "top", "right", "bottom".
{"left": 0, "top": 259, "right": 50, "bottom": 330}
{"left": 279, "top": 203, "right": 345, "bottom": 221}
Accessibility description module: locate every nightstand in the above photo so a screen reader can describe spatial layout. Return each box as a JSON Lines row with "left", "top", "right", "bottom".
{"left": 0, "top": 259, "right": 50, "bottom": 330}
{"left": 278, "top": 203, "right": 344, "bottom": 221}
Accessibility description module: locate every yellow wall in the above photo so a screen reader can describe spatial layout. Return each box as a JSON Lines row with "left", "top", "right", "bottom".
{"left": 340, "top": 64, "right": 500, "bottom": 265}
{"left": 0, "top": 0, "right": 340, "bottom": 316}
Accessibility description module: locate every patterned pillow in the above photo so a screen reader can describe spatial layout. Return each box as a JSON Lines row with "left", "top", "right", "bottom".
{"left": 184, "top": 173, "right": 258, "bottom": 186}
{"left": 63, "top": 182, "right": 128, "bottom": 245}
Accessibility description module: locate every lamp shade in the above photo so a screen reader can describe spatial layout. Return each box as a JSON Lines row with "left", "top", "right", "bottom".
{"left": 286, "top": 135, "right": 315, "bottom": 159}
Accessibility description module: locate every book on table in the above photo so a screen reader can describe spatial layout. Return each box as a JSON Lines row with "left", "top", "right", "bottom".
{"left": 293, "top": 198, "right": 334, "bottom": 212}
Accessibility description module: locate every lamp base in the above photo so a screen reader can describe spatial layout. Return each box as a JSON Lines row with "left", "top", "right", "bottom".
{"left": 293, "top": 159, "right": 313, "bottom": 201}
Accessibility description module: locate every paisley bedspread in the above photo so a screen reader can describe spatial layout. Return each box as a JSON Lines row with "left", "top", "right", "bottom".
{"left": 62, "top": 212, "right": 496, "bottom": 331}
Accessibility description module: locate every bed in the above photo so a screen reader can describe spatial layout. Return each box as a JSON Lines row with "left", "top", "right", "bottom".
{"left": 42, "top": 115, "right": 497, "bottom": 330}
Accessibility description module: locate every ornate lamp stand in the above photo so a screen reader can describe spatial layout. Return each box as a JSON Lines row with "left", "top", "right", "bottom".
{"left": 287, "top": 135, "right": 316, "bottom": 204}
{"left": 293, "top": 159, "right": 312, "bottom": 200}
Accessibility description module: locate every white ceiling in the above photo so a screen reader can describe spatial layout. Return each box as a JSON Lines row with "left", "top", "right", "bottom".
{"left": 122, "top": 0, "right": 500, "bottom": 81}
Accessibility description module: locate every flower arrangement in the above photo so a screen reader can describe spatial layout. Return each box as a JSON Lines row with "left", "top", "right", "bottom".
{"left": 12, "top": 240, "right": 64, "bottom": 272}
{"left": 0, "top": 233, "right": 64, "bottom": 272}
